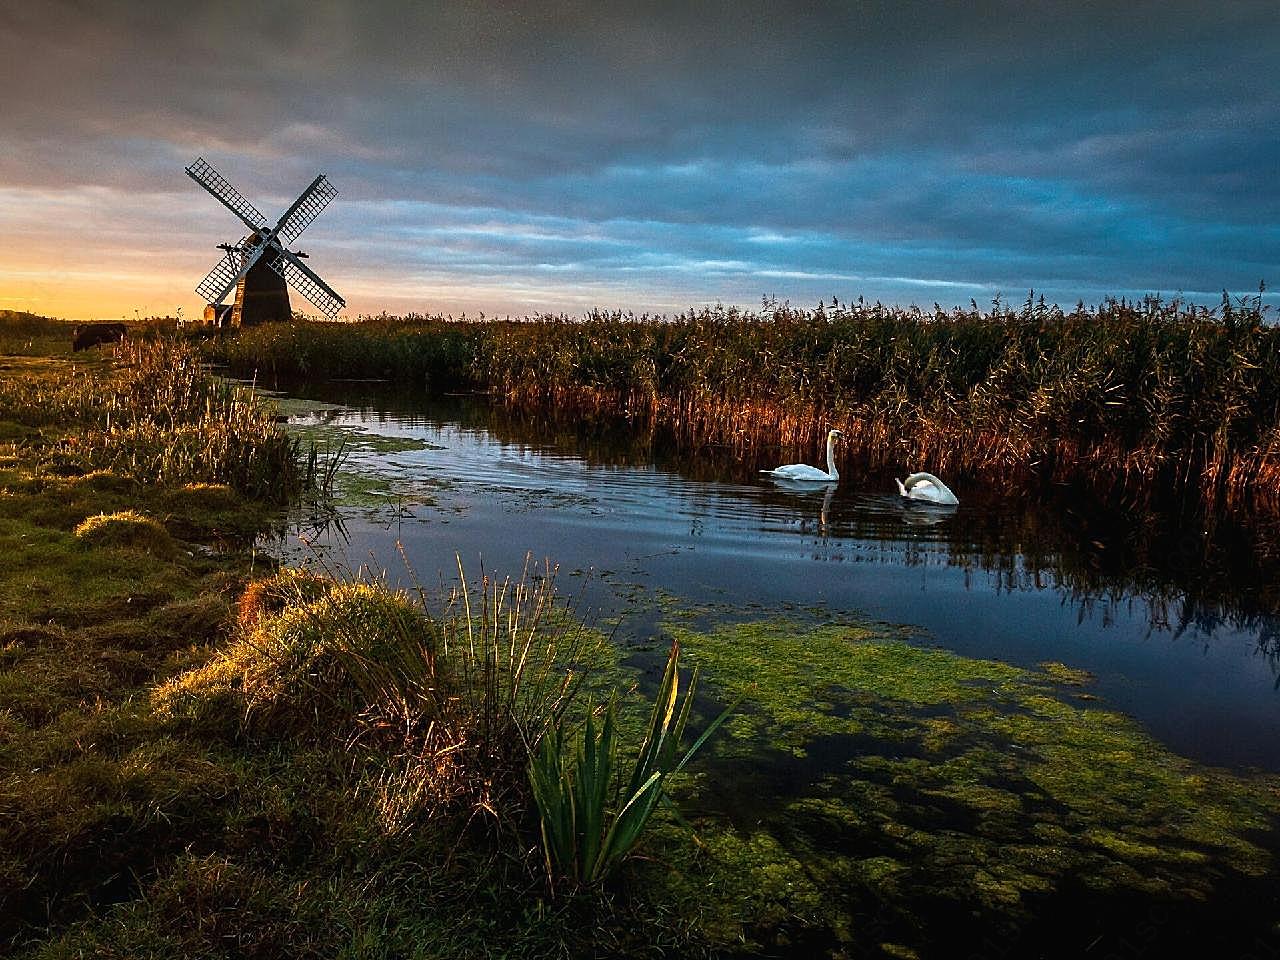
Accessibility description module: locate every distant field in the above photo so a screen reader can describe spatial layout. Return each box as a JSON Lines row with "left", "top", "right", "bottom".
{"left": 0, "top": 312, "right": 186, "bottom": 357}
{"left": 0, "top": 311, "right": 77, "bottom": 355}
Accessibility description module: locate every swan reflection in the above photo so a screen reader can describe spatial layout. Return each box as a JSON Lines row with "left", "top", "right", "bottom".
{"left": 899, "top": 500, "right": 959, "bottom": 528}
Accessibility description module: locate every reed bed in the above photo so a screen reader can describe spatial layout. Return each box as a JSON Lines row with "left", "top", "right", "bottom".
{"left": 210, "top": 313, "right": 479, "bottom": 388}
{"left": 0, "top": 336, "right": 320, "bottom": 501}
{"left": 207, "top": 293, "right": 1279, "bottom": 514}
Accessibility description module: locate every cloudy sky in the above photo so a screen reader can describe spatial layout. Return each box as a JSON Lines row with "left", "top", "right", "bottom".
{"left": 1, "top": 1, "right": 1277, "bottom": 320}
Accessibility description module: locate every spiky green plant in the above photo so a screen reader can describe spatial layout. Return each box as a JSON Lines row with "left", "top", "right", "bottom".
{"left": 529, "top": 639, "right": 732, "bottom": 888}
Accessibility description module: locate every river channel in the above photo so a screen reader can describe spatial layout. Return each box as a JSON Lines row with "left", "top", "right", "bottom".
{"left": 264, "top": 385, "right": 1280, "bottom": 774}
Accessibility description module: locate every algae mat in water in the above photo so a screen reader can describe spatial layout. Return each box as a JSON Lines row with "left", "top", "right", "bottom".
{"left": 644, "top": 619, "right": 1280, "bottom": 957}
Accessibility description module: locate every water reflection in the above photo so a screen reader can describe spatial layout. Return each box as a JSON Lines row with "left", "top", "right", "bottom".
{"left": 282, "top": 389, "right": 1280, "bottom": 642}
{"left": 898, "top": 499, "right": 959, "bottom": 528}
{"left": 766, "top": 480, "right": 836, "bottom": 529}
{"left": 267, "top": 384, "right": 1280, "bottom": 769}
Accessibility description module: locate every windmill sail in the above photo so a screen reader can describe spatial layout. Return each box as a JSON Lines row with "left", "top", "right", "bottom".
{"left": 186, "top": 157, "right": 269, "bottom": 233}
{"left": 274, "top": 174, "right": 338, "bottom": 245}
{"left": 269, "top": 250, "right": 346, "bottom": 320}
{"left": 195, "top": 232, "right": 276, "bottom": 306}
{"left": 195, "top": 248, "right": 245, "bottom": 305}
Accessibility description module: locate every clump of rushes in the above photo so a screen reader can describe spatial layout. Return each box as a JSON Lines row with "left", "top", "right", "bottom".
{"left": 208, "top": 292, "right": 1280, "bottom": 515}
{"left": 158, "top": 558, "right": 607, "bottom": 831}
{"left": 529, "top": 640, "right": 734, "bottom": 889}
{"left": 77, "top": 339, "right": 314, "bottom": 501}
{"left": 245, "top": 582, "right": 440, "bottom": 733}
{"left": 73, "top": 510, "right": 179, "bottom": 558}
{"left": 157, "top": 579, "right": 433, "bottom": 737}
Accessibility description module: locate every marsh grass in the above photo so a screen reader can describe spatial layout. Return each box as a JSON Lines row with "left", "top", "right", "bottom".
{"left": 0, "top": 339, "right": 617, "bottom": 955}
{"left": 211, "top": 293, "right": 1280, "bottom": 515}
{"left": 0, "top": 337, "right": 338, "bottom": 502}
{"left": 158, "top": 556, "right": 608, "bottom": 837}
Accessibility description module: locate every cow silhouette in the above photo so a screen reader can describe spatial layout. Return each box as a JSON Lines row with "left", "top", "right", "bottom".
{"left": 72, "top": 323, "right": 127, "bottom": 352}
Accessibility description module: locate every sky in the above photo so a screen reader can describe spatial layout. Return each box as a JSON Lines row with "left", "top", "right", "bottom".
{"left": 1, "top": 0, "right": 1277, "bottom": 320}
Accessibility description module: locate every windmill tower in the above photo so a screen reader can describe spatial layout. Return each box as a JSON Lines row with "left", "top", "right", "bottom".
{"left": 186, "top": 157, "right": 346, "bottom": 325}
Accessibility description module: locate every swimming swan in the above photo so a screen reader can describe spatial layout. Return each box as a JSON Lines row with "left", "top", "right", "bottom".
{"left": 761, "top": 429, "right": 844, "bottom": 482}
{"left": 895, "top": 471, "right": 959, "bottom": 505}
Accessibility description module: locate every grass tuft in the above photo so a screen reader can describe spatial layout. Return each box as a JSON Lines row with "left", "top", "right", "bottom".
{"left": 73, "top": 510, "right": 179, "bottom": 558}
{"left": 235, "top": 567, "right": 333, "bottom": 631}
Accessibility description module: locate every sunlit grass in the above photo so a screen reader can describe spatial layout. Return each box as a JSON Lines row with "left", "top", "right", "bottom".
{"left": 0, "top": 332, "right": 333, "bottom": 502}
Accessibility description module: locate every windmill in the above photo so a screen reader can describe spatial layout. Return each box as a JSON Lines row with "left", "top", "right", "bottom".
{"left": 186, "top": 157, "right": 346, "bottom": 326}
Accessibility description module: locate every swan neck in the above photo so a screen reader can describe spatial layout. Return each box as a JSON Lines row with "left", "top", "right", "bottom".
{"left": 826, "top": 433, "right": 839, "bottom": 479}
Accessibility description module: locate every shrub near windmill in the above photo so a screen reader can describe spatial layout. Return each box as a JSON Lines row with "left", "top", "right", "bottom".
{"left": 187, "top": 157, "right": 346, "bottom": 326}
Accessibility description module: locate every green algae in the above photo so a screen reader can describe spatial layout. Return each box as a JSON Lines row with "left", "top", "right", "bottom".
{"left": 637, "top": 617, "right": 1280, "bottom": 952}
{"left": 663, "top": 619, "right": 1026, "bottom": 757}
{"left": 260, "top": 395, "right": 348, "bottom": 418}
{"left": 273, "top": 410, "right": 451, "bottom": 515}
{"left": 1038, "top": 660, "right": 1095, "bottom": 685}
{"left": 281, "top": 415, "right": 441, "bottom": 457}
{"left": 330, "top": 472, "right": 442, "bottom": 510}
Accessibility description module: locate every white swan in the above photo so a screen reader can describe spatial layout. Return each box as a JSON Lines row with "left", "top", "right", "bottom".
{"left": 895, "top": 471, "right": 959, "bottom": 505}
{"left": 761, "top": 429, "right": 844, "bottom": 482}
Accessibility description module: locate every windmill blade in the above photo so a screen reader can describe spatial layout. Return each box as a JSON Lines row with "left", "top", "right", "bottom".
{"left": 185, "top": 157, "right": 269, "bottom": 234}
{"left": 273, "top": 174, "right": 338, "bottom": 246}
{"left": 268, "top": 246, "right": 346, "bottom": 320}
{"left": 195, "top": 237, "right": 269, "bottom": 305}
{"left": 195, "top": 249, "right": 243, "bottom": 304}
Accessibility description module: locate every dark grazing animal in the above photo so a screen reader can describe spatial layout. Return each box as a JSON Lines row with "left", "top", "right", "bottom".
{"left": 72, "top": 323, "right": 127, "bottom": 352}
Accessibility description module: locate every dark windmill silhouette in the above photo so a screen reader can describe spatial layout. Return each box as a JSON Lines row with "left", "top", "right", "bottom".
{"left": 186, "top": 157, "right": 346, "bottom": 325}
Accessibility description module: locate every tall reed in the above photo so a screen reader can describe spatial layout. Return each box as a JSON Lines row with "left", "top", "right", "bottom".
{"left": 205, "top": 293, "right": 1280, "bottom": 514}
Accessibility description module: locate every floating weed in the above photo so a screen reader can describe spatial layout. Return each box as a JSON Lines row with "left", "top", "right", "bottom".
{"left": 1038, "top": 660, "right": 1096, "bottom": 685}
{"left": 640, "top": 617, "right": 1280, "bottom": 953}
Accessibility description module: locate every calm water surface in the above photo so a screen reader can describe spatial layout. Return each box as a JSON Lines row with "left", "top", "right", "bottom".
{"left": 268, "top": 388, "right": 1280, "bottom": 772}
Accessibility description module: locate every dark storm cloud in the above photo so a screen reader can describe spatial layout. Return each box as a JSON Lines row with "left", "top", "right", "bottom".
{"left": 1, "top": 0, "right": 1277, "bottom": 314}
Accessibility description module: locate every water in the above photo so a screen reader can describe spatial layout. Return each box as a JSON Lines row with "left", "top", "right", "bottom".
{"left": 269, "top": 387, "right": 1280, "bottom": 773}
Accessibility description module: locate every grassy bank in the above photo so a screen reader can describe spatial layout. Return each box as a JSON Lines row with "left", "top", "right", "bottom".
{"left": 8, "top": 316, "right": 1280, "bottom": 957}
{"left": 209, "top": 294, "right": 1280, "bottom": 515}
{"left": 0, "top": 325, "right": 732, "bottom": 956}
